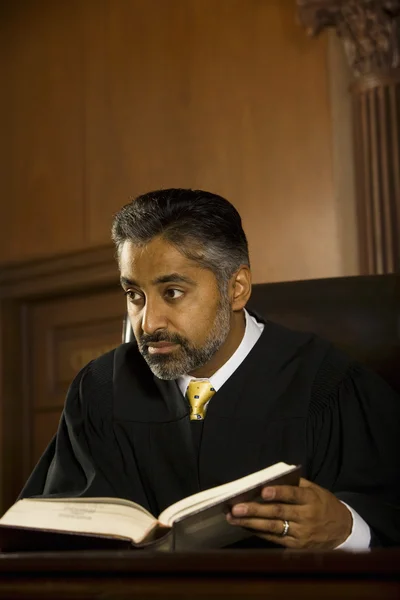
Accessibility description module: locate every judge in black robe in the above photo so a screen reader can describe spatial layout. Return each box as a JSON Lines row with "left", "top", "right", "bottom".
{"left": 19, "top": 188, "right": 400, "bottom": 549}
{"left": 21, "top": 318, "right": 400, "bottom": 547}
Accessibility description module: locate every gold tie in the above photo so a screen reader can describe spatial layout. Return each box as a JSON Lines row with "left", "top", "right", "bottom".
{"left": 186, "top": 380, "right": 216, "bottom": 420}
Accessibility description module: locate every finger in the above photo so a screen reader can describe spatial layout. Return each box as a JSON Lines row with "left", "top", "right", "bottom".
{"left": 254, "top": 532, "right": 299, "bottom": 549}
{"left": 227, "top": 514, "right": 299, "bottom": 538}
{"left": 230, "top": 502, "right": 301, "bottom": 523}
{"left": 261, "top": 484, "right": 308, "bottom": 504}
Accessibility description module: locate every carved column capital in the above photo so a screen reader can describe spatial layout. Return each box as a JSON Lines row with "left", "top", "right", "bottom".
{"left": 298, "top": 1, "right": 400, "bottom": 274}
{"left": 297, "top": 0, "right": 400, "bottom": 77}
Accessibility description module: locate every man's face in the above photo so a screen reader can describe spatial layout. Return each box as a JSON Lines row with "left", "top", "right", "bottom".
{"left": 119, "top": 237, "right": 232, "bottom": 379}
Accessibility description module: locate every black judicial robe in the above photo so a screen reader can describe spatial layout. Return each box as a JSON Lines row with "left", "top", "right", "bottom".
{"left": 20, "top": 321, "right": 400, "bottom": 547}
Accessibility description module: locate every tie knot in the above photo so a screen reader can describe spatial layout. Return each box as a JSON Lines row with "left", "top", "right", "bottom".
{"left": 186, "top": 380, "right": 216, "bottom": 421}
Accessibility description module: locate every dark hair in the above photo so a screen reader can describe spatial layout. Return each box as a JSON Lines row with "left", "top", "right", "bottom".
{"left": 111, "top": 188, "right": 250, "bottom": 286}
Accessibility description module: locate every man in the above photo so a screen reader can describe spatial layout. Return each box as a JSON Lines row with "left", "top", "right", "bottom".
{"left": 21, "top": 189, "right": 400, "bottom": 549}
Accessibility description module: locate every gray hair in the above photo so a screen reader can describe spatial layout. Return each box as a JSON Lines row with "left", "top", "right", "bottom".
{"left": 111, "top": 188, "right": 250, "bottom": 289}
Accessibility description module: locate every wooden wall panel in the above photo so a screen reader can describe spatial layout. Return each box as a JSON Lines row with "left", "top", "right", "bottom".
{"left": 0, "top": 247, "right": 121, "bottom": 509}
{"left": 27, "top": 288, "right": 124, "bottom": 468}
{"left": 84, "top": 0, "right": 340, "bottom": 283}
{"left": 0, "top": 0, "right": 85, "bottom": 263}
{"left": 0, "top": 0, "right": 354, "bottom": 283}
{"left": 0, "top": 5, "right": 13, "bottom": 263}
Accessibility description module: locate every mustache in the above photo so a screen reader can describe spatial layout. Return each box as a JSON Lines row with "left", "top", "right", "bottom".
{"left": 139, "top": 331, "right": 187, "bottom": 347}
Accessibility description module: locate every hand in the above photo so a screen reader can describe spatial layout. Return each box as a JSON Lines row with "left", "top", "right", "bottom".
{"left": 227, "top": 478, "right": 353, "bottom": 549}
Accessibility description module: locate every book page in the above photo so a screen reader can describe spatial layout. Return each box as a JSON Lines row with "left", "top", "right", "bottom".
{"left": 0, "top": 498, "right": 157, "bottom": 544}
{"left": 42, "top": 496, "right": 156, "bottom": 518}
{"left": 159, "top": 462, "right": 296, "bottom": 526}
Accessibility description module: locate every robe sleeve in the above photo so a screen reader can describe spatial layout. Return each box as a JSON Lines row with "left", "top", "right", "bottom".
{"left": 19, "top": 353, "right": 125, "bottom": 500}
{"left": 307, "top": 357, "right": 400, "bottom": 547}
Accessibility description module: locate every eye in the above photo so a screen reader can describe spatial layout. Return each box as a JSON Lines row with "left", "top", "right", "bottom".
{"left": 124, "top": 290, "right": 144, "bottom": 304}
{"left": 164, "top": 288, "right": 184, "bottom": 300}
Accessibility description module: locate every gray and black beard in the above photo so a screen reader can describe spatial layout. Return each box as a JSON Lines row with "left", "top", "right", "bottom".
{"left": 137, "top": 298, "right": 232, "bottom": 380}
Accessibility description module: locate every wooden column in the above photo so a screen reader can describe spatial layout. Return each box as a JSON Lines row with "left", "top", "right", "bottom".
{"left": 298, "top": 0, "right": 400, "bottom": 274}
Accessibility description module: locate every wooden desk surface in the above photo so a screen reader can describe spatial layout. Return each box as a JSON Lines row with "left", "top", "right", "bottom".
{"left": 0, "top": 548, "right": 399, "bottom": 599}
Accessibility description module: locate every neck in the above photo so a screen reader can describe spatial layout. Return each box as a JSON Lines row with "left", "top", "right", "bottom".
{"left": 188, "top": 310, "right": 246, "bottom": 378}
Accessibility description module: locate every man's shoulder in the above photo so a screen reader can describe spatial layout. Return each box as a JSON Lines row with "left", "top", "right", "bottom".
{"left": 262, "top": 320, "right": 356, "bottom": 409}
{"left": 260, "top": 319, "right": 352, "bottom": 381}
{"left": 260, "top": 318, "right": 332, "bottom": 354}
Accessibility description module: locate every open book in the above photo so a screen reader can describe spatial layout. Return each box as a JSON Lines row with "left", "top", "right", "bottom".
{"left": 0, "top": 462, "right": 300, "bottom": 552}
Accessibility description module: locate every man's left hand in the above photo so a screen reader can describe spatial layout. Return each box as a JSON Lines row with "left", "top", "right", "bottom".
{"left": 227, "top": 478, "right": 353, "bottom": 549}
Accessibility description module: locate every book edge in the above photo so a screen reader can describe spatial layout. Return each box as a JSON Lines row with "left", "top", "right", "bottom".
{"left": 163, "top": 465, "right": 302, "bottom": 526}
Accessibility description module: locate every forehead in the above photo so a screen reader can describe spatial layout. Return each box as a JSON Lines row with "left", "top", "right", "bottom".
{"left": 119, "top": 237, "right": 211, "bottom": 283}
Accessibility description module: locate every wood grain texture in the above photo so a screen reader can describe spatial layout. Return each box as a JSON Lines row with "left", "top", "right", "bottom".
{"left": 84, "top": 0, "right": 340, "bottom": 283}
{"left": 0, "top": 247, "right": 122, "bottom": 510}
{"left": 0, "top": 0, "right": 85, "bottom": 263}
{"left": 1, "top": 0, "right": 347, "bottom": 280}
{"left": 28, "top": 288, "right": 124, "bottom": 464}
{"left": 0, "top": 549, "right": 399, "bottom": 599}
{"left": 0, "top": 299, "right": 29, "bottom": 512}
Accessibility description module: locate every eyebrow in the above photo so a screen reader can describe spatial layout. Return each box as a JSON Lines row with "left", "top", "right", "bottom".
{"left": 120, "top": 273, "right": 197, "bottom": 288}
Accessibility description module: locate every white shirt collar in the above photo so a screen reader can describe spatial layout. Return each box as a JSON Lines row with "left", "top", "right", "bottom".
{"left": 177, "top": 308, "right": 264, "bottom": 397}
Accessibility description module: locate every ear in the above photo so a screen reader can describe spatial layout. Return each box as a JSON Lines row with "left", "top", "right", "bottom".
{"left": 230, "top": 266, "right": 252, "bottom": 311}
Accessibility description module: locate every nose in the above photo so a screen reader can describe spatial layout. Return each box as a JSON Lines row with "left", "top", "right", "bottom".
{"left": 141, "top": 298, "right": 168, "bottom": 335}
